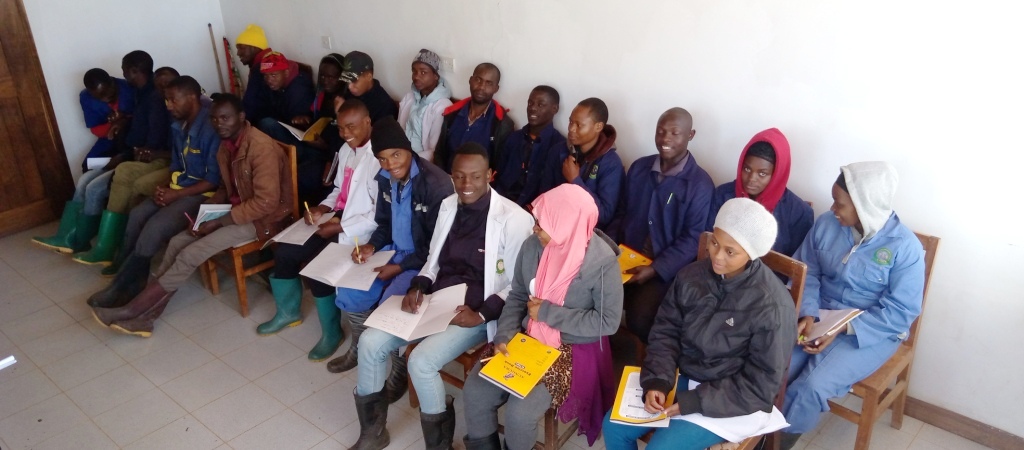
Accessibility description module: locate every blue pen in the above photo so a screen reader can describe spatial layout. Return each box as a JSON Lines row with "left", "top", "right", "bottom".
{"left": 667, "top": 193, "right": 674, "bottom": 205}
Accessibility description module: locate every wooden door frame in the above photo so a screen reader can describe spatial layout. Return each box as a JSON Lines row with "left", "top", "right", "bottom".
{"left": 0, "top": 0, "right": 74, "bottom": 236}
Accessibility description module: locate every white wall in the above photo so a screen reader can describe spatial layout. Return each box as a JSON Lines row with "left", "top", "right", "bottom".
{"left": 23, "top": 0, "right": 228, "bottom": 180}
{"left": 219, "top": 0, "right": 1024, "bottom": 434}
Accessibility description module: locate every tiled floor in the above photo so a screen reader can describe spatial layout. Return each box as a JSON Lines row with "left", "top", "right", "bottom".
{"left": 0, "top": 222, "right": 995, "bottom": 450}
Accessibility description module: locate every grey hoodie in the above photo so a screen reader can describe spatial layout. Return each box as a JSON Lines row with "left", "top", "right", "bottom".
{"left": 841, "top": 161, "right": 899, "bottom": 263}
{"left": 494, "top": 229, "right": 623, "bottom": 345}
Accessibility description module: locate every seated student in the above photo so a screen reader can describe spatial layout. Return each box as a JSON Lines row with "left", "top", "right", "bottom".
{"left": 557, "top": 97, "right": 624, "bottom": 230}
{"left": 308, "top": 53, "right": 346, "bottom": 152}
{"left": 433, "top": 63, "right": 514, "bottom": 172}
{"left": 90, "top": 93, "right": 293, "bottom": 337}
{"left": 462, "top": 184, "right": 622, "bottom": 450}
{"left": 708, "top": 128, "right": 813, "bottom": 257}
{"left": 397, "top": 48, "right": 453, "bottom": 162}
{"left": 74, "top": 53, "right": 175, "bottom": 268}
{"left": 603, "top": 198, "right": 796, "bottom": 450}
{"left": 33, "top": 68, "right": 135, "bottom": 254}
{"left": 617, "top": 107, "right": 714, "bottom": 344}
{"left": 339, "top": 51, "right": 398, "bottom": 123}
{"left": 87, "top": 76, "right": 220, "bottom": 309}
{"left": 325, "top": 117, "right": 454, "bottom": 388}
{"left": 779, "top": 162, "right": 925, "bottom": 449}
{"left": 351, "top": 143, "right": 533, "bottom": 450}
{"left": 492, "top": 85, "right": 567, "bottom": 207}
{"left": 235, "top": 24, "right": 273, "bottom": 123}
{"left": 257, "top": 99, "right": 380, "bottom": 362}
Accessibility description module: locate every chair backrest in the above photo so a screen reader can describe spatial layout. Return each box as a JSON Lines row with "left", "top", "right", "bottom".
{"left": 905, "top": 232, "right": 939, "bottom": 349}
{"left": 696, "top": 231, "right": 808, "bottom": 313}
{"left": 282, "top": 144, "right": 299, "bottom": 221}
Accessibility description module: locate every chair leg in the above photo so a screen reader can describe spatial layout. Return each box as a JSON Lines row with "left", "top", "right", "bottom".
{"left": 854, "top": 394, "right": 879, "bottom": 450}
{"left": 233, "top": 252, "right": 249, "bottom": 317}
{"left": 545, "top": 409, "right": 556, "bottom": 450}
{"left": 207, "top": 260, "right": 221, "bottom": 295}
{"left": 890, "top": 389, "right": 908, "bottom": 430}
{"left": 199, "top": 260, "right": 212, "bottom": 289}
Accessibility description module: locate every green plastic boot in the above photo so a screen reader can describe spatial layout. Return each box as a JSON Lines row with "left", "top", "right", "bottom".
{"left": 32, "top": 201, "right": 82, "bottom": 252}
{"left": 309, "top": 295, "right": 344, "bottom": 361}
{"left": 67, "top": 213, "right": 101, "bottom": 254}
{"left": 73, "top": 210, "right": 126, "bottom": 266}
{"left": 256, "top": 276, "right": 303, "bottom": 335}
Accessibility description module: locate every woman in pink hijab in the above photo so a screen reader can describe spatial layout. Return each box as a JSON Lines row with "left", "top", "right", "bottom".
{"left": 462, "top": 184, "right": 623, "bottom": 450}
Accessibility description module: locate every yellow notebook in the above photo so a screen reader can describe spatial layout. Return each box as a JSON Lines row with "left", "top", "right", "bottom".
{"left": 478, "top": 333, "right": 562, "bottom": 399}
{"left": 618, "top": 244, "right": 653, "bottom": 283}
{"left": 609, "top": 366, "right": 678, "bottom": 427}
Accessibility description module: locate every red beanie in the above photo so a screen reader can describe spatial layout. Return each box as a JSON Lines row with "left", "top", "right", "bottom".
{"left": 259, "top": 51, "right": 289, "bottom": 73}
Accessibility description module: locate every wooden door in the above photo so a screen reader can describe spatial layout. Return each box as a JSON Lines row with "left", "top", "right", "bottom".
{"left": 0, "top": 0, "right": 73, "bottom": 237}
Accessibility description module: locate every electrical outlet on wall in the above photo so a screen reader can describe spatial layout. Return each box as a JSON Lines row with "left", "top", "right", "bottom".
{"left": 440, "top": 56, "right": 455, "bottom": 73}
{"left": 321, "top": 36, "right": 332, "bottom": 50}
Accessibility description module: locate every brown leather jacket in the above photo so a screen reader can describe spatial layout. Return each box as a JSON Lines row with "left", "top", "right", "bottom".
{"left": 212, "top": 122, "right": 294, "bottom": 241}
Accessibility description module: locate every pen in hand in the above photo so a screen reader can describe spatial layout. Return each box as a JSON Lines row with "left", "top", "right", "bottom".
{"left": 354, "top": 236, "right": 364, "bottom": 264}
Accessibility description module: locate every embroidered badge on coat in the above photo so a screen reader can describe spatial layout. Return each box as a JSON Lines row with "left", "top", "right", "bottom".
{"left": 873, "top": 247, "right": 893, "bottom": 265}
{"left": 496, "top": 259, "right": 505, "bottom": 275}
{"left": 725, "top": 317, "right": 735, "bottom": 327}
{"left": 588, "top": 164, "right": 599, "bottom": 179}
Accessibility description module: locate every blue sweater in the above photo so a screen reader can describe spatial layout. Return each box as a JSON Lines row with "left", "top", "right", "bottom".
{"left": 616, "top": 155, "right": 714, "bottom": 282}
{"left": 493, "top": 123, "right": 567, "bottom": 206}
{"left": 557, "top": 147, "right": 624, "bottom": 229}
{"left": 123, "top": 79, "right": 171, "bottom": 153}
{"left": 79, "top": 78, "right": 135, "bottom": 166}
{"left": 707, "top": 182, "right": 814, "bottom": 257}
{"left": 794, "top": 212, "right": 925, "bottom": 348}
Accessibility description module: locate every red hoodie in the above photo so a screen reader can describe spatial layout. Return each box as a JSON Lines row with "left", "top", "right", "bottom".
{"left": 734, "top": 127, "right": 791, "bottom": 212}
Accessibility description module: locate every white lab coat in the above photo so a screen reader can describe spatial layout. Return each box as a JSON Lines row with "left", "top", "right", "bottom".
{"left": 319, "top": 141, "right": 380, "bottom": 246}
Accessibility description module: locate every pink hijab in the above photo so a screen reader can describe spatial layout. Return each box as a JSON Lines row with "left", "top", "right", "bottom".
{"left": 527, "top": 184, "right": 599, "bottom": 348}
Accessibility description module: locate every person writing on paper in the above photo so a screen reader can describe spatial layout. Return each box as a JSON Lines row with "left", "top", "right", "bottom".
{"left": 256, "top": 99, "right": 379, "bottom": 362}
{"left": 707, "top": 128, "right": 813, "bottom": 258}
{"left": 85, "top": 76, "right": 220, "bottom": 311}
{"left": 397, "top": 48, "right": 453, "bottom": 162}
{"left": 325, "top": 117, "right": 453, "bottom": 383}
{"left": 90, "top": 93, "right": 293, "bottom": 337}
{"left": 604, "top": 198, "right": 796, "bottom": 450}
{"left": 779, "top": 162, "right": 924, "bottom": 449}
{"left": 462, "top": 184, "right": 623, "bottom": 450}
{"left": 350, "top": 142, "right": 533, "bottom": 450}
{"left": 614, "top": 107, "right": 714, "bottom": 345}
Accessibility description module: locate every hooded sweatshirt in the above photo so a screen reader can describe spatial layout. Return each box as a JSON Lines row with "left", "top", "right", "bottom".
{"left": 707, "top": 128, "right": 813, "bottom": 256}
{"left": 398, "top": 77, "right": 453, "bottom": 161}
{"left": 559, "top": 125, "right": 625, "bottom": 229}
{"left": 793, "top": 161, "right": 925, "bottom": 348}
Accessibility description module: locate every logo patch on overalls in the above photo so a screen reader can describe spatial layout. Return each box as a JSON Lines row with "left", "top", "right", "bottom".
{"left": 496, "top": 259, "right": 505, "bottom": 275}
{"left": 873, "top": 247, "right": 893, "bottom": 265}
{"left": 588, "top": 164, "right": 599, "bottom": 179}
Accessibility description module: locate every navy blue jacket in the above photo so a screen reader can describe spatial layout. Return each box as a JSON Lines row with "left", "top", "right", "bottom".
{"left": 556, "top": 126, "right": 624, "bottom": 229}
{"left": 368, "top": 155, "right": 455, "bottom": 272}
{"left": 616, "top": 154, "right": 714, "bottom": 282}
{"left": 265, "top": 68, "right": 315, "bottom": 123}
{"left": 243, "top": 49, "right": 273, "bottom": 123}
{"left": 707, "top": 182, "right": 813, "bottom": 257}
{"left": 492, "top": 123, "right": 567, "bottom": 207}
{"left": 124, "top": 79, "right": 171, "bottom": 154}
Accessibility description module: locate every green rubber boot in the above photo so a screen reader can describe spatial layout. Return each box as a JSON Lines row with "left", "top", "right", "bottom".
{"left": 309, "top": 295, "right": 344, "bottom": 361}
{"left": 256, "top": 276, "right": 303, "bottom": 335}
{"left": 65, "top": 212, "right": 100, "bottom": 254}
{"left": 32, "top": 201, "right": 82, "bottom": 252}
{"left": 72, "top": 210, "right": 126, "bottom": 266}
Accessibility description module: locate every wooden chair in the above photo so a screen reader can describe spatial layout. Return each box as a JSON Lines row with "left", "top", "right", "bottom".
{"left": 199, "top": 143, "right": 298, "bottom": 317}
{"left": 826, "top": 232, "right": 939, "bottom": 450}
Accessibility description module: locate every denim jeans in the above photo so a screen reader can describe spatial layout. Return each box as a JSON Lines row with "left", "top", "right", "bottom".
{"left": 73, "top": 169, "right": 114, "bottom": 215}
{"left": 357, "top": 323, "right": 487, "bottom": 414}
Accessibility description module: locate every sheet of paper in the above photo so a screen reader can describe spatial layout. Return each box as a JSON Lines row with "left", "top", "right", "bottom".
{"left": 671, "top": 380, "right": 790, "bottom": 442}
{"left": 277, "top": 121, "right": 306, "bottom": 141}
{"left": 266, "top": 214, "right": 334, "bottom": 247}
{"left": 299, "top": 242, "right": 356, "bottom": 285}
{"left": 334, "top": 249, "right": 396, "bottom": 291}
{"left": 86, "top": 157, "right": 110, "bottom": 170}
{"left": 615, "top": 371, "right": 670, "bottom": 427}
{"left": 364, "top": 284, "right": 467, "bottom": 340}
{"left": 806, "top": 309, "right": 863, "bottom": 342}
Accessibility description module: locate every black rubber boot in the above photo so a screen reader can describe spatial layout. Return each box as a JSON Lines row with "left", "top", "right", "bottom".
{"left": 352, "top": 389, "right": 390, "bottom": 450}
{"left": 87, "top": 254, "right": 151, "bottom": 308}
{"left": 420, "top": 395, "right": 455, "bottom": 450}
{"left": 780, "top": 432, "right": 802, "bottom": 450}
{"left": 463, "top": 431, "right": 501, "bottom": 450}
{"left": 326, "top": 310, "right": 370, "bottom": 373}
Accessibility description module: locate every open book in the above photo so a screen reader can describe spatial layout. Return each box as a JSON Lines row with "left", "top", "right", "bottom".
{"left": 363, "top": 284, "right": 467, "bottom": 341}
{"left": 278, "top": 117, "right": 332, "bottom": 142}
{"left": 192, "top": 204, "right": 232, "bottom": 231}
{"left": 298, "top": 243, "right": 395, "bottom": 291}
{"left": 618, "top": 244, "right": 653, "bottom": 283}
{"left": 479, "top": 333, "right": 562, "bottom": 399}
{"left": 609, "top": 366, "right": 678, "bottom": 427}
{"left": 262, "top": 214, "right": 334, "bottom": 248}
{"left": 803, "top": 308, "right": 864, "bottom": 343}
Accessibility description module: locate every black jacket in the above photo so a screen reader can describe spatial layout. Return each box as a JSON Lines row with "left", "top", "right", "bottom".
{"left": 367, "top": 154, "right": 454, "bottom": 272}
{"left": 641, "top": 259, "right": 796, "bottom": 418}
{"left": 434, "top": 98, "right": 514, "bottom": 172}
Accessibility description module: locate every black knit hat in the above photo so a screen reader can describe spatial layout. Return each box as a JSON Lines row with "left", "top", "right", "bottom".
{"left": 371, "top": 117, "right": 412, "bottom": 156}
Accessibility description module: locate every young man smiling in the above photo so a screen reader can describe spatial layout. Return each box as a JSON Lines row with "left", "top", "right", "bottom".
{"left": 492, "top": 85, "right": 567, "bottom": 207}
{"left": 91, "top": 93, "right": 293, "bottom": 337}
{"left": 434, "top": 63, "right": 514, "bottom": 172}
{"left": 615, "top": 107, "right": 714, "bottom": 344}
{"left": 352, "top": 142, "right": 533, "bottom": 450}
